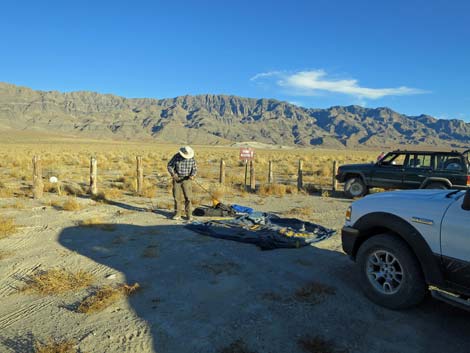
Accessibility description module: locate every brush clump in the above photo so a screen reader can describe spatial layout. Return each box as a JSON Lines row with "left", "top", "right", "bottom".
{"left": 77, "top": 283, "right": 140, "bottom": 314}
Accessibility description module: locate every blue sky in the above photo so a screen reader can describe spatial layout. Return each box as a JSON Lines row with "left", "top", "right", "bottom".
{"left": 1, "top": 0, "right": 469, "bottom": 120}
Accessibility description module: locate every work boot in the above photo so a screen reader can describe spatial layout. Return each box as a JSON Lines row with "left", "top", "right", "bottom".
{"left": 186, "top": 215, "right": 193, "bottom": 222}
{"left": 172, "top": 214, "right": 182, "bottom": 221}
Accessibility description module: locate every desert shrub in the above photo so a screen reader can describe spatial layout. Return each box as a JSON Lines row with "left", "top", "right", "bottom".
{"left": 0, "top": 188, "right": 15, "bottom": 198}
{"left": 294, "top": 281, "right": 336, "bottom": 304}
{"left": 61, "top": 198, "right": 82, "bottom": 211}
{"left": 0, "top": 250, "right": 13, "bottom": 260}
{"left": 62, "top": 183, "right": 85, "bottom": 196}
{"left": 22, "top": 268, "right": 94, "bottom": 295}
{"left": 218, "top": 339, "right": 257, "bottom": 353}
{"left": 297, "top": 335, "right": 347, "bottom": 353}
{"left": 102, "top": 188, "right": 123, "bottom": 200}
{"left": 0, "top": 216, "right": 18, "bottom": 238}
{"left": 284, "top": 207, "right": 313, "bottom": 218}
{"left": 78, "top": 218, "right": 116, "bottom": 231}
{"left": 77, "top": 283, "right": 140, "bottom": 314}
{"left": 257, "top": 183, "right": 287, "bottom": 197}
{"left": 34, "top": 337, "right": 77, "bottom": 353}
{"left": 141, "top": 186, "right": 157, "bottom": 198}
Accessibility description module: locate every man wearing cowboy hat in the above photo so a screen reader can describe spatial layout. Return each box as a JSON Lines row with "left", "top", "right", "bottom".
{"left": 167, "top": 146, "right": 198, "bottom": 221}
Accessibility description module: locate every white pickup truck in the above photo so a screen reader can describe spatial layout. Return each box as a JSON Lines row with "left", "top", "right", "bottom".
{"left": 342, "top": 189, "right": 470, "bottom": 310}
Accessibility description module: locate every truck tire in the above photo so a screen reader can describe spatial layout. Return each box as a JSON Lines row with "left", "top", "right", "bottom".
{"left": 356, "top": 234, "right": 426, "bottom": 309}
{"left": 425, "top": 182, "right": 448, "bottom": 190}
{"left": 344, "top": 177, "right": 368, "bottom": 198}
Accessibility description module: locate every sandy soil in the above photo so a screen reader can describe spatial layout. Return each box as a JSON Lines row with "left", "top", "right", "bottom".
{"left": 0, "top": 192, "right": 469, "bottom": 353}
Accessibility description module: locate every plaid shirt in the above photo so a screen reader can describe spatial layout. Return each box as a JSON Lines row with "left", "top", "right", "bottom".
{"left": 167, "top": 153, "right": 197, "bottom": 178}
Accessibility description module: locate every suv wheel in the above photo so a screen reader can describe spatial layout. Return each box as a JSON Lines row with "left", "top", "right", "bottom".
{"left": 356, "top": 234, "right": 426, "bottom": 309}
{"left": 425, "top": 182, "right": 448, "bottom": 190}
{"left": 344, "top": 177, "right": 368, "bottom": 198}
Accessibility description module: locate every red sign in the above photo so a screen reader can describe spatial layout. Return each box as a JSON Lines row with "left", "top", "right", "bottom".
{"left": 239, "top": 147, "right": 255, "bottom": 161}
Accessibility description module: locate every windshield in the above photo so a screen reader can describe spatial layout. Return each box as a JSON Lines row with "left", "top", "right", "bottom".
{"left": 379, "top": 153, "right": 406, "bottom": 167}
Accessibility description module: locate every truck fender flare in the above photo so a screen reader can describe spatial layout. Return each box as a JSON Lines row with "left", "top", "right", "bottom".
{"left": 353, "top": 212, "right": 444, "bottom": 286}
{"left": 419, "top": 177, "right": 452, "bottom": 189}
{"left": 343, "top": 172, "right": 367, "bottom": 184}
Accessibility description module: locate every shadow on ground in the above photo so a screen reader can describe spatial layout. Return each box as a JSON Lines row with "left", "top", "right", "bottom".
{"left": 52, "top": 223, "right": 470, "bottom": 353}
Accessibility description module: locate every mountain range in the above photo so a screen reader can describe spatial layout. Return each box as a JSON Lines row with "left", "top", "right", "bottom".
{"left": 0, "top": 82, "right": 469, "bottom": 148}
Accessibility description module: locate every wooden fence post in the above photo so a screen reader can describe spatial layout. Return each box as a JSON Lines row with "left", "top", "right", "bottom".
{"left": 297, "top": 159, "right": 303, "bottom": 191}
{"left": 249, "top": 160, "right": 256, "bottom": 192}
{"left": 332, "top": 160, "right": 338, "bottom": 192}
{"left": 32, "top": 155, "right": 44, "bottom": 199}
{"left": 268, "top": 161, "right": 273, "bottom": 184}
{"left": 136, "top": 156, "right": 143, "bottom": 195}
{"left": 244, "top": 161, "right": 248, "bottom": 189}
{"left": 219, "top": 159, "right": 225, "bottom": 184}
{"left": 90, "top": 157, "right": 98, "bottom": 196}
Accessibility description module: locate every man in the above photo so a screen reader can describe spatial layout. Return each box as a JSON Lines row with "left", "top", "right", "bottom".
{"left": 167, "top": 146, "right": 197, "bottom": 221}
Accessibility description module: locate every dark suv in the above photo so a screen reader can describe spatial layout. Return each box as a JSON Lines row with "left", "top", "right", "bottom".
{"left": 336, "top": 150, "right": 470, "bottom": 198}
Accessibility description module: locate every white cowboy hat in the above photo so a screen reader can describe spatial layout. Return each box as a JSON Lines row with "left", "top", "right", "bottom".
{"left": 178, "top": 146, "right": 194, "bottom": 159}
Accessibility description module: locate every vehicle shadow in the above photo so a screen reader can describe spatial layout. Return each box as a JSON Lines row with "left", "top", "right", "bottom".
{"left": 56, "top": 223, "right": 470, "bottom": 353}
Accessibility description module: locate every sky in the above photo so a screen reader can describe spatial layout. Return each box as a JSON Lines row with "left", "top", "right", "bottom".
{"left": 1, "top": 0, "right": 469, "bottom": 120}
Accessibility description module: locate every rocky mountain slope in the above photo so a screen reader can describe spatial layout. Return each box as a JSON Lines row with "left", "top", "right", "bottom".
{"left": 0, "top": 82, "right": 469, "bottom": 148}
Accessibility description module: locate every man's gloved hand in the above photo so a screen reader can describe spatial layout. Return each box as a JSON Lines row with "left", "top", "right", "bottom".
{"left": 189, "top": 176, "right": 195, "bottom": 180}
{"left": 173, "top": 175, "right": 181, "bottom": 182}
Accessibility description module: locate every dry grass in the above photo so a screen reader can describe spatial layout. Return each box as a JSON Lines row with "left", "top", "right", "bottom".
{"left": 297, "top": 335, "right": 347, "bottom": 353}
{"left": 0, "top": 250, "right": 13, "bottom": 260}
{"left": 284, "top": 207, "right": 314, "bottom": 218}
{"left": 0, "top": 188, "right": 15, "bottom": 198}
{"left": 34, "top": 338, "right": 77, "bottom": 353}
{"left": 141, "top": 186, "right": 157, "bottom": 198}
{"left": 22, "top": 268, "right": 94, "bottom": 295}
{"left": 200, "top": 261, "right": 240, "bottom": 276}
{"left": 11, "top": 200, "right": 26, "bottom": 209}
{"left": 294, "top": 281, "right": 336, "bottom": 304}
{"left": 0, "top": 140, "right": 380, "bottom": 204}
{"left": 102, "top": 188, "right": 124, "bottom": 200}
{"left": 62, "top": 183, "right": 85, "bottom": 196}
{"left": 77, "top": 283, "right": 140, "bottom": 314}
{"left": 0, "top": 216, "right": 18, "bottom": 238}
{"left": 257, "top": 183, "right": 287, "bottom": 196}
{"left": 78, "top": 217, "right": 116, "bottom": 231}
{"left": 61, "top": 198, "right": 82, "bottom": 211}
{"left": 218, "top": 339, "right": 257, "bottom": 353}
{"left": 142, "top": 244, "right": 159, "bottom": 258}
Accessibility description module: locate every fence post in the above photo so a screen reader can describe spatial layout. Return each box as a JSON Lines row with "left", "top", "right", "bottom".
{"left": 136, "top": 156, "right": 144, "bottom": 195}
{"left": 32, "top": 155, "right": 44, "bottom": 199}
{"left": 219, "top": 159, "right": 225, "bottom": 184}
{"left": 249, "top": 160, "right": 256, "bottom": 192}
{"left": 297, "top": 159, "right": 303, "bottom": 191}
{"left": 90, "top": 157, "right": 98, "bottom": 196}
{"left": 244, "top": 161, "right": 248, "bottom": 189}
{"left": 268, "top": 161, "right": 273, "bottom": 184}
{"left": 332, "top": 160, "right": 338, "bottom": 192}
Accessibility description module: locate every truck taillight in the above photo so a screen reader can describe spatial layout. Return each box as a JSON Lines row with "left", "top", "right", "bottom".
{"left": 467, "top": 176, "right": 470, "bottom": 186}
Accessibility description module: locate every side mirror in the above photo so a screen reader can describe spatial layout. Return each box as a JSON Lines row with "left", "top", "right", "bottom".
{"left": 462, "top": 189, "right": 470, "bottom": 211}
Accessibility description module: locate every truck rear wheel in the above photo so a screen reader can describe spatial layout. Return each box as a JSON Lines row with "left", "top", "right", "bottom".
{"left": 344, "top": 177, "right": 368, "bottom": 198}
{"left": 356, "top": 234, "right": 426, "bottom": 309}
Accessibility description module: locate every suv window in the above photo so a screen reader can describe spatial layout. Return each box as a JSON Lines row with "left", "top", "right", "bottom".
{"left": 380, "top": 153, "right": 406, "bottom": 167}
{"left": 435, "top": 154, "right": 463, "bottom": 171}
{"left": 407, "top": 154, "right": 432, "bottom": 169}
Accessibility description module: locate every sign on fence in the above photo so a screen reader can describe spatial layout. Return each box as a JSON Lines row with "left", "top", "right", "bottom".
{"left": 239, "top": 147, "right": 255, "bottom": 161}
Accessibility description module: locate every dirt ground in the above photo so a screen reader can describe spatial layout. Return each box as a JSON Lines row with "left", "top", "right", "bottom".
{"left": 0, "top": 191, "right": 469, "bottom": 353}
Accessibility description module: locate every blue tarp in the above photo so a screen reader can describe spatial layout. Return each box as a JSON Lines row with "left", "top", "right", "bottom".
{"left": 186, "top": 213, "right": 335, "bottom": 250}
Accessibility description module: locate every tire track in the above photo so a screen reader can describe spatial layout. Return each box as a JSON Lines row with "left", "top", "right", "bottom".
{"left": 0, "top": 263, "right": 42, "bottom": 298}
{"left": 0, "top": 297, "right": 54, "bottom": 330}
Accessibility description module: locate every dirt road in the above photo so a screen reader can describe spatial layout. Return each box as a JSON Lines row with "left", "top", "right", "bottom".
{"left": 0, "top": 193, "right": 469, "bottom": 353}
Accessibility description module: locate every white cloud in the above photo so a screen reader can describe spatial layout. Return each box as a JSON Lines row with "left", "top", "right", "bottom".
{"left": 250, "top": 69, "right": 429, "bottom": 100}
